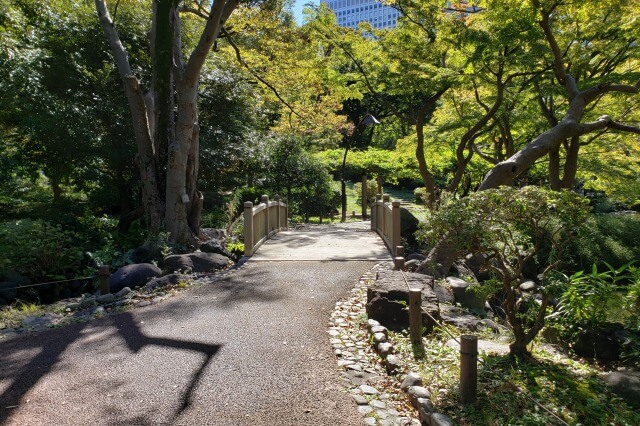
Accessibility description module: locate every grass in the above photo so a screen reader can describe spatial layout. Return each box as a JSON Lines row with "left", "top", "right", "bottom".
{"left": 389, "top": 329, "right": 640, "bottom": 426}
{"left": 0, "top": 301, "right": 47, "bottom": 329}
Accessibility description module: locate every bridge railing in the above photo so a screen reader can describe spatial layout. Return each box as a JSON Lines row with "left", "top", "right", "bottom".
{"left": 243, "top": 195, "right": 288, "bottom": 256}
{"left": 370, "top": 194, "right": 401, "bottom": 256}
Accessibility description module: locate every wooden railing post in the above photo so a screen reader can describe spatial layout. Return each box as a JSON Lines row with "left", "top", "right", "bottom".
{"left": 394, "top": 246, "right": 405, "bottom": 269}
{"left": 99, "top": 265, "right": 110, "bottom": 295}
{"left": 244, "top": 201, "right": 254, "bottom": 256}
{"left": 460, "top": 335, "right": 478, "bottom": 404}
{"left": 274, "top": 195, "right": 281, "bottom": 231}
{"left": 361, "top": 175, "right": 367, "bottom": 220}
{"left": 392, "top": 200, "right": 401, "bottom": 253}
{"left": 409, "top": 287, "right": 424, "bottom": 358}
{"left": 261, "top": 195, "right": 270, "bottom": 235}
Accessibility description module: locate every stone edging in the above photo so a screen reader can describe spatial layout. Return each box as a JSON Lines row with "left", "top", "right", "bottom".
{"left": 329, "top": 261, "right": 455, "bottom": 426}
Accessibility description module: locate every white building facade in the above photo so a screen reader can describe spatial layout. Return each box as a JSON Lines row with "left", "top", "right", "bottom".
{"left": 326, "top": 0, "right": 400, "bottom": 30}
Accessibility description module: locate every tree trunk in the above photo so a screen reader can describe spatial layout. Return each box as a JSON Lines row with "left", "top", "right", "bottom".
{"left": 415, "top": 112, "right": 437, "bottom": 207}
{"left": 50, "top": 175, "right": 62, "bottom": 202}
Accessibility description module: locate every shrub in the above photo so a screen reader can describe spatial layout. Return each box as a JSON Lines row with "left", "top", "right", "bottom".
{"left": 567, "top": 213, "right": 640, "bottom": 272}
{"left": 0, "top": 219, "right": 87, "bottom": 281}
{"left": 417, "top": 186, "right": 590, "bottom": 357}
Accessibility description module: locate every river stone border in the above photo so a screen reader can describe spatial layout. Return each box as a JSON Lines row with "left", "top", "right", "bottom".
{"left": 330, "top": 261, "right": 455, "bottom": 426}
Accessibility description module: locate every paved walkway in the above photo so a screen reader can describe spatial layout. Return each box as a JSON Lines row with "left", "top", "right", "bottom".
{"left": 0, "top": 222, "right": 391, "bottom": 425}
{"left": 251, "top": 221, "right": 390, "bottom": 261}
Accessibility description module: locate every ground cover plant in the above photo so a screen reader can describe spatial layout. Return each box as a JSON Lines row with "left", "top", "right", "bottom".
{"left": 388, "top": 327, "right": 640, "bottom": 425}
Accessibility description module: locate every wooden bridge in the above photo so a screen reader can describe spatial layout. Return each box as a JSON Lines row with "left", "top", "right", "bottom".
{"left": 242, "top": 194, "right": 403, "bottom": 261}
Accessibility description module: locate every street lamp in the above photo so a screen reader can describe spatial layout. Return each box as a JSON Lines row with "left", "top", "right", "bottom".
{"left": 341, "top": 113, "right": 380, "bottom": 222}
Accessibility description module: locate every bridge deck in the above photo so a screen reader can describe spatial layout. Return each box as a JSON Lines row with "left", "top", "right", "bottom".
{"left": 248, "top": 221, "right": 391, "bottom": 261}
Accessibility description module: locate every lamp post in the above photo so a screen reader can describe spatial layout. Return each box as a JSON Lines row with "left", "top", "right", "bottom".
{"left": 341, "top": 113, "right": 380, "bottom": 222}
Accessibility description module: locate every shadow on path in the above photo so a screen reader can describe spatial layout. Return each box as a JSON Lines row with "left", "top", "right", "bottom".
{"left": 0, "top": 312, "right": 222, "bottom": 424}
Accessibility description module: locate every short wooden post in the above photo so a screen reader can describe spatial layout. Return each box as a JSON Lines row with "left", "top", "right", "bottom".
{"left": 351, "top": 210, "right": 356, "bottom": 218}
{"left": 274, "top": 195, "right": 281, "bottom": 231}
{"left": 99, "top": 265, "right": 110, "bottom": 295}
{"left": 460, "top": 335, "right": 478, "bottom": 404}
{"left": 361, "top": 175, "right": 368, "bottom": 220}
{"left": 409, "top": 288, "right": 424, "bottom": 358}
{"left": 394, "top": 246, "right": 405, "bottom": 269}
{"left": 392, "top": 200, "right": 401, "bottom": 253}
{"left": 244, "top": 201, "right": 254, "bottom": 256}
{"left": 261, "top": 195, "right": 270, "bottom": 235}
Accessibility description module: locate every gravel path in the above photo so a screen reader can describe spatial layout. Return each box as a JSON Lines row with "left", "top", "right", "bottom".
{"left": 0, "top": 223, "right": 390, "bottom": 425}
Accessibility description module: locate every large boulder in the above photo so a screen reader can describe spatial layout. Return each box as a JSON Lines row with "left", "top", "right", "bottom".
{"left": 163, "top": 252, "right": 229, "bottom": 274}
{"left": 110, "top": 263, "right": 163, "bottom": 293}
{"left": 200, "top": 239, "right": 236, "bottom": 261}
{"left": 572, "top": 326, "right": 621, "bottom": 362}
{"left": 130, "top": 244, "right": 164, "bottom": 265}
{"left": 601, "top": 371, "right": 640, "bottom": 409}
{"left": 400, "top": 208, "right": 420, "bottom": 250}
{"left": 143, "top": 274, "right": 190, "bottom": 291}
{"left": 439, "top": 305, "right": 482, "bottom": 331}
{"left": 446, "top": 277, "right": 486, "bottom": 316}
{"left": 366, "top": 270, "right": 440, "bottom": 332}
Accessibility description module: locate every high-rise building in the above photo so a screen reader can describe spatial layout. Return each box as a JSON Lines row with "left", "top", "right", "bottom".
{"left": 326, "top": 0, "right": 400, "bottom": 30}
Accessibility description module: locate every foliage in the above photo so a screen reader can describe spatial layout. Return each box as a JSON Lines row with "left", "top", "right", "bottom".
{"left": 226, "top": 241, "right": 245, "bottom": 258}
{"left": 262, "top": 136, "right": 339, "bottom": 221}
{"left": 353, "top": 180, "right": 378, "bottom": 205}
{"left": 417, "top": 186, "right": 591, "bottom": 357}
{"left": 0, "top": 219, "right": 87, "bottom": 281}
{"left": 557, "top": 263, "right": 634, "bottom": 329}
{"left": 389, "top": 328, "right": 640, "bottom": 425}
{"left": 567, "top": 213, "right": 640, "bottom": 272}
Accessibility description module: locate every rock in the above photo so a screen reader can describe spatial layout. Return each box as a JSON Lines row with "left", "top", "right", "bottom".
{"left": 385, "top": 354, "right": 401, "bottom": 374}
{"left": 130, "top": 244, "right": 164, "bottom": 264}
{"left": 407, "top": 386, "right": 431, "bottom": 406}
{"left": 440, "top": 305, "right": 482, "bottom": 331}
{"left": 80, "top": 296, "right": 96, "bottom": 308}
{"left": 96, "top": 293, "right": 115, "bottom": 304}
{"left": 110, "top": 264, "right": 162, "bottom": 293}
{"left": 477, "top": 318, "right": 505, "bottom": 334}
{"left": 572, "top": 326, "right": 621, "bottom": 362}
{"left": 367, "top": 270, "right": 440, "bottom": 332}
{"left": 430, "top": 413, "right": 454, "bottom": 426}
{"left": 363, "top": 417, "right": 376, "bottom": 426}
{"left": 406, "top": 253, "right": 425, "bottom": 262}
{"left": 446, "top": 277, "right": 486, "bottom": 316}
{"left": 351, "top": 394, "right": 368, "bottom": 405}
{"left": 359, "top": 384, "right": 379, "bottom": 395}
{"left": 400, "top": 208, "right": 420, "bottom": 249}
{"left": 377, "top": 342, "right": 394, "bottom": 359}
{"left": 405, "top": 259, "right": 421, "bottom": 272}
{"left": 366, "top": 319, "right": 381, "bottom": 331}
{"left": 200, "top": 239, "right": 236, "bottom": 260}
{"left": 401, "top": 372, "right": 423, "bottom": 391}
{"left": 143, "top": 274, "right": 189, "bottom": 291}
{"left": 373, "top": 332, "right": 387, "bottom": 344}
{"left": 416, "top": 398, "right": 435, "bottom": 423}
{"left": 115, "top": 287, "right": 132, "bottom": 298}
{"left": 370, "top": 325, "right": 388, "bottom": 336}
{"left": 370, "top": 400, "right": 386, "bottom": 409}
{"left": 519, "top": 280, "right": 537, "bottom": 292}
{"left": 137, "top": 300, "right": 152, "bottom": 307}
{"left": 357, "top": 405, "right": 373, "bottom": 415}
{"left": 0, "top": 281, "right": 18, "bottom": 303}
{"left": 601, "top": 371, "right": 640, "bottom": 408}
{"left": 463, "top": 253, "right": 490, "bottom": 281}
{"left": 163, "top": 252, "right": 228, "bottom": 274}
{"left": 432, "top": 282, "right": 455, "bottom": 305}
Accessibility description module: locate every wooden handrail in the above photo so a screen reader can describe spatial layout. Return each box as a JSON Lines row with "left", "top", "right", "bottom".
{"left": 243, "top": 195, "right": 288, "bottom": 256}
{"left": 370, "top": 194, "right": 401, "bottom": 256}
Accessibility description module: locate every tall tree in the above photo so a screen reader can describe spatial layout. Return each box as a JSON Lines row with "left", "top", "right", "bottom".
{"left": 94, "top": 0, "right": 243, "bottom": 244}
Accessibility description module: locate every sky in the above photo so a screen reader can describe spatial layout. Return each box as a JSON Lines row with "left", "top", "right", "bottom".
{"left": 293, "top": 0, "right": 320, "bottom": 24}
